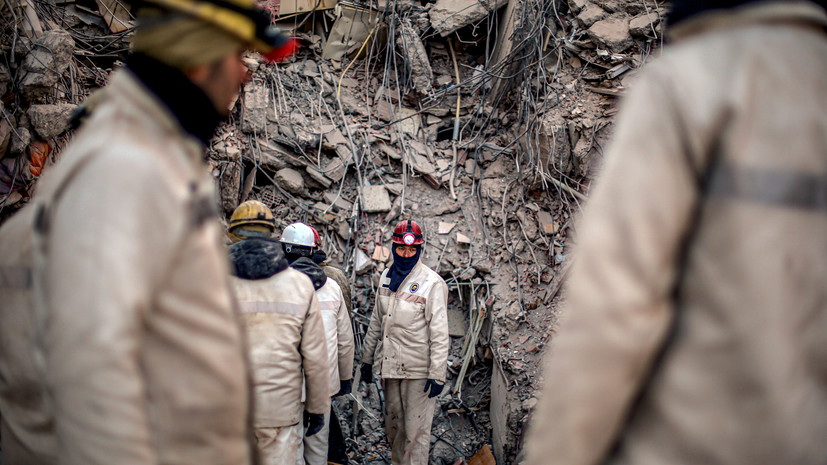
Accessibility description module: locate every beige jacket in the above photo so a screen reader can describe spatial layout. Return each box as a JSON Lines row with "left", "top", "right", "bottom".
{"left": 0, "top": 209, "right": 57, "bottom": 465}
{"left": 527, "top": 3, "right": 827, "bottom": 465}
{"left": 361, "top": 260, "right": 449, "bottom": 382}
{"left": 12, "top": 68, "right": 251, "bottom": 465}
{"left": 233, "top": 267, "right": 331, "bottom": 427}
{"left": 317, "top": 277, "right": 355, "bottom": 394}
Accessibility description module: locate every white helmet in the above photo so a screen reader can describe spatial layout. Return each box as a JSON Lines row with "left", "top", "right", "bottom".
{"left": 281, "top": 223, "right": 316, "bottom": 253}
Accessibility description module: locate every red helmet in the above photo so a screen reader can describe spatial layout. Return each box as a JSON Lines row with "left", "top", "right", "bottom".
{"left": 392, "top": 220, "right": 424, "bottom": 246}
{"left": 310, "top": 226, "right": 321, "bottom": 247}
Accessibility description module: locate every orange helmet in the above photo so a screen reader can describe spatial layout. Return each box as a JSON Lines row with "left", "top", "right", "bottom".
{"left": 392, "top": 220, "right": 424, "bottom": 246}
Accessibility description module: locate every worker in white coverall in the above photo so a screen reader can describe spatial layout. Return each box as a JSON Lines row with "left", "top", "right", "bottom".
{"left": 525, "top": 2, "right": 827, "bottom": 465}
{"left": 228, "top": 202, "right": 331, "bottom": 465}
{"left": 0, "top": 2, "right": 297, "bottom": 464}
{"left": 279, "top": 223, "right": 355, "bottom": 465}
{"left": 360, "top": 219, "right": 450, "bottom": 465}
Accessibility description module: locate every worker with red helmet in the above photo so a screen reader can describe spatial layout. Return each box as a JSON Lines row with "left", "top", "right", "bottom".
{"left": 360, "top": 220, "right": 449, "bottom": 465}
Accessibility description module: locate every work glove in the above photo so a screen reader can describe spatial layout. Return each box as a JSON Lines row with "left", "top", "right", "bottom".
{"left": 360, "top": 363, "right": 373, "bottom": 384}
{"left": 423, "top": 379, "right": 444, "bottom": 399}
{"left": 304, "top": 411, "right": 325, "bottom": 437}
{"left": 335, "top": 379, "right": 352, "bottom": 397}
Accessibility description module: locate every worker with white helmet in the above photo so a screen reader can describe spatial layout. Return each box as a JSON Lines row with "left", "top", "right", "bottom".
{"left": 281, "top": 223, "right": 355, "bottom": 465}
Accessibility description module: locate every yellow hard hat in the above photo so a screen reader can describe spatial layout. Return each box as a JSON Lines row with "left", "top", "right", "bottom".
{"left": 137, "top": 0, "right": 298, "bottom": 62}
{"left": 229, "top": 200, "right": 276, "bottom": 233}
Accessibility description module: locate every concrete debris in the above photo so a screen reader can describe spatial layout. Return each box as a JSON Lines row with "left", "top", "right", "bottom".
{"left": 18, "top": 30, "right": 76, "bottom": 103}
{"left": 396, "top": 20, "right": 434, "bottom": 94}
{"left": 274, "top": 167, "right": 305, "bottom": 194}
{"left": 361, "top": 185, "right": 392, "bottom": 213}
{"left": 576, "top": 3, "right": 607, "bottom": 27}
{"left": 354, "top": 248, "right": 372, "bottom": 275}
{"left": 587, "top": 17, "right": 634, "bottom": 52}
{"left": 568, "top": 0, "right": 590, "bottom": 13}
{"left": 629, "top": 13, "right": 661, "bottom": 37}
{"left": 536, "top": 211, "right": 558, "bottom": 235}
{"left": 371, "top": 245, "right": 390, "bottom": 262}
{"left": 447, "top": 309, "right": 467, "bottom": 337}
{"left": 27, "top": 104, "right": 76, "bottom": 140}
{"left": 241, "top": 82, "right": 269, "bottom": 134}
{"left": 456, "top": 232, "right": 471, "bottom": 244}
{"left": 438, "top": 221, "right": 456, "bottom": 234}
{"left": 429, "top": 0, "right": 509, "bottom": 36}
{"left": 0, "top": 62, "right": 10, "bottom": 97}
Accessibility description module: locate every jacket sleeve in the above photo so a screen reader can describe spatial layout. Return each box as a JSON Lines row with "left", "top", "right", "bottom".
{"left": 360, "top": 276, "right": 385, "bottom": 365}
{"left": 301, "top": 293, "right": 331, "bottom": 415}
{"left": 336, "top": 295, "right": 355, "bottom": 380}
{"left": 41, "top": 153, "right": 175, "bottom": 465}
{"left": 425, "top": 279, "right": 450, "bottom": 383}
{"left": 525, "top": 65, "right": 703, "bottom": 465}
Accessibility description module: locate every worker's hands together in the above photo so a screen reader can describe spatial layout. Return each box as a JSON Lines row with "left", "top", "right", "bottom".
{"left": 335, "top": 379, "right": 352, "bottom": 397}
{"left": 423, "top": 379, "right": 444, "bottom": 398}
{"left": 304, "top": 411, "right": 325, "bottom": 437}
{"left": 360, "top": 363, "right": 373, "bottom": 383}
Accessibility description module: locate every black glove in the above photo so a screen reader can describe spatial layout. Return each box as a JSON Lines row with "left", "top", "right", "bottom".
{"left": 304, "top": 411, "right": 325, "bottom": 437}
{"left": 360, "top": 364, "right": 373, "bottom": 384}
{"left": 423, "top": 379, "right": 444, "bottom": 399}
{"left": 335, "top": 379, "right": 352, "bottom": 397}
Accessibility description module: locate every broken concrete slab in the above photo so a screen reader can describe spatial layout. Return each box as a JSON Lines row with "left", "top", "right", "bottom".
{"left": 361, "top": 185, "right": 392, "bottom": 213}
{"left": 241, "top": 82, "right": 268, "bottom": 134}
{"left": 323, "top": 191, "right": 353, "bottom": 211}
{"left": 396, "top": 20, "right": 433, "bottom": 94}
{"left": 371, "top": 245, "right": 390, "bottom": 262}
{"left": 438, "top": 221, "right": 455, "bottom": 234}
{"left": 568, "top": 0, "right": 590, "bottom": 13}
{"left": 95, "top": 0, "right": 132, "bottom": 33}
{"left": 274, "top": 167, "right": 305, "bottom": 194}
{"left": 27, "top": 103, "right": 76, "bottom": 139}
{"left": 482, "top": 156, "right": 510, "bottom": 179}
{"left": 354, "top": 248, "right": 372, "bottom": 274}
{"left": 576, "top": 3, "right": 606, "bottom": 27}
{"left": 429, "top": 0, "right": 508, "bottom": 36}
{"left": 306, "top": 165, "right": 333, "bottom": 188}
{"left": 629, "top": 13, "right": 660, "bottom": 37}
{"left": 18, "top": 30, "right": 75, "bottom": 102}
{"left": 536, "top": 210, "right": 558, "bottom": 235}
{"left": 456, "top": 232, "right": 471, "bottom": 244}
{"left": 393, "top": 106, "right": 421, "bottom": 137}
{"left": 587, "top": 17, "right": 633, "bottom": 52}
{"left": 447, "top": 309, "right": 467, "bottom": 337}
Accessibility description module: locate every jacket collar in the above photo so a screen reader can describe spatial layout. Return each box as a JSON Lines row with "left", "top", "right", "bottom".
{"left": 667, "top": 1, "right": 827, "bottom": 42}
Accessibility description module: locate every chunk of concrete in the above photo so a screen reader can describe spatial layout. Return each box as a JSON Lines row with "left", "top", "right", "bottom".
{"left": 629, "top": 13, "right": 660, "bottom": 37}
{"left": 274, "top": 167, "right": 305, "bottom": 194}
{"left": 361, "top": 185, "right": 392, "bottom": 213}
{"left": 27, "top": 103, "right": 76, "bottom": 140}
{"left": 396, "top": 20, "right": 433, "bottom": 94}
{"left": 482, "top": 156, "right": 510, "bottom": 179}
{"left": 587, "top": 18, "right": 633, "bottom": 52}
{"left": 241, "top": 82, "right": 268, "bottom": 133}
{"left": 576, "top": 3, "right": 606, "bottom": 27}
{"left": 447, "top": 309, "right": 467, "bottom": 337}
{"left": 429, "top": 0, "right": 508, "bottom": 36}
{"left": 536, "top": 210, "right": 558, "bottom": 235}
{"left": 18, "top": 30, "right": 76, "bottom": 102}
{"left": 568, "top": 0, "right": 590, "bottom": 13}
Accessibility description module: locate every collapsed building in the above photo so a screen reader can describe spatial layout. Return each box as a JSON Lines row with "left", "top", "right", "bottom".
{"left": 0, "top": 0, "right": 666, "bottom": 462}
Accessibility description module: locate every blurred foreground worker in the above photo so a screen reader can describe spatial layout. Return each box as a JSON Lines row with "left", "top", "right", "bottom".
{"left": 360, "top": 220, "right": 449, "bottom": 465}
{"left": 0, "top": 0, "right": 297, "bottom": 463}
{"left": 229, "top": 207, "right": 330, "bottom": 465}
{"left": 281, "top": 223, "right": 354, "bottom": 465}
{"left": 526, "top": 2, "right": 827, "bottom": 465}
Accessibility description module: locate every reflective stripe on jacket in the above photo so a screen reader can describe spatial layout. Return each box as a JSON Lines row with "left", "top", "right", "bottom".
{"left": 233, "top": 267, "right": 331, "bottom": 426}
{"left": 361, "top": 261, "right": 449, "bottom": 382}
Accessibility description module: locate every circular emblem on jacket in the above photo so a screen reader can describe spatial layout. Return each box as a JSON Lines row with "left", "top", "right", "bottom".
{"left": 409, "top": 283, "right": 419, "bottom": 293}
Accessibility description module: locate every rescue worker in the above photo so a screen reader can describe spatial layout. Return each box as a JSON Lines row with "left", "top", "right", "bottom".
{"left": 0, "top": 0, "right": 297, "bottom": 462}
{"left": 360, "top": 220, "right": 450, "bottom": 465}
{"left": 525, "top": 2, "right": 827, "bottom": 465}
{"left": 280, "top": 223, "right": 355, "bottom": 465}
{"left": 228, "top": 203, "right": 331, "bottom": 465}
{"left": 309, "top": 226, "right": 353, "bottom": 315}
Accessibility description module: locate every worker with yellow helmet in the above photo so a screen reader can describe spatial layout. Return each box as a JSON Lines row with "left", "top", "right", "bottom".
{"left": 227, "top": 202, "right": 331, "bottom": 464}
{"left": 0, "top": 0, "right": 296, "bottom": 463}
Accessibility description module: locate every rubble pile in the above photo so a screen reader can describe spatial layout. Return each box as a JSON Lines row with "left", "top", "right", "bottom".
{"left": 0, "top": 0, "right": 667, "bottom": 463}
